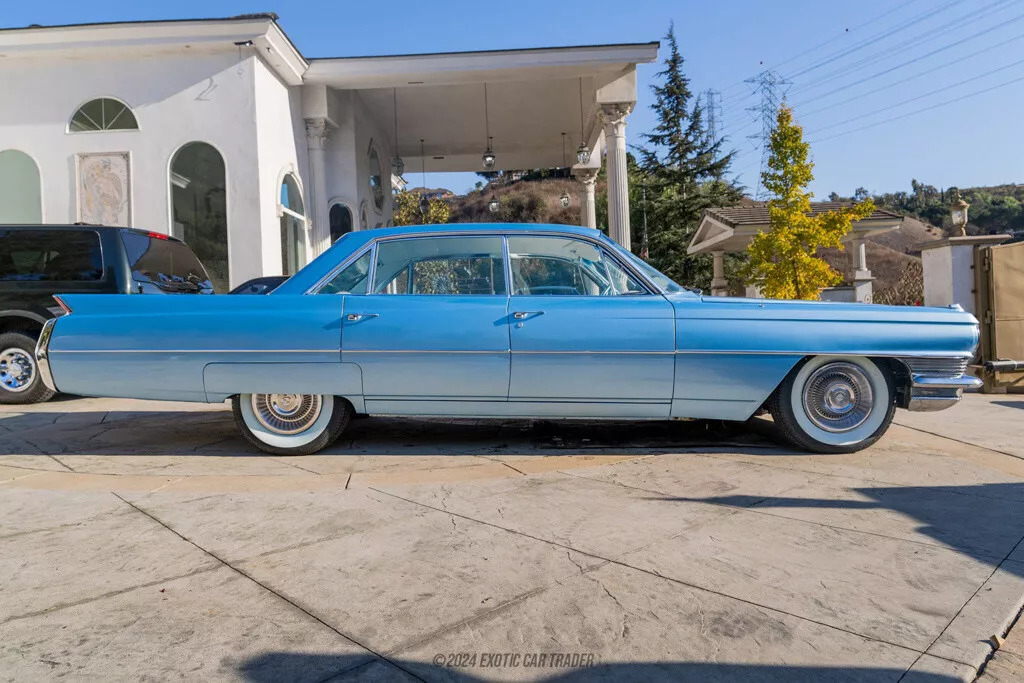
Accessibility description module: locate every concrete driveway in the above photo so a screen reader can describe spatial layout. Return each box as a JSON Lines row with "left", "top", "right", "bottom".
{"left": 2, "top": 395, "right": 1023, "bottom": 682}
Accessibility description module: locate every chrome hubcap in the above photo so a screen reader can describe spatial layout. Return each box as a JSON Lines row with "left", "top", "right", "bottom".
{"left": 802, "top": 362, "right": 873, "bottom": 433}
{"left": 0, "top": 348, "right": 35, "bottom": 393}
{"left": 251, "top": 394, "right": 323, "bottom": 435}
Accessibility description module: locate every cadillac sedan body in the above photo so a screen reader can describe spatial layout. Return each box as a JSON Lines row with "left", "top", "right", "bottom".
{"left": 36, "top": 224, "right": 981, "bottom": 455}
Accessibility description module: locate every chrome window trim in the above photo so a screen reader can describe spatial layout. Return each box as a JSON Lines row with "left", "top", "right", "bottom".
{"left": 367, "top": 234, "right": 507, "bottom": 296}
{"left": 305, "top": 243, "right": 375, "bottom": 295}
{"left": 306, "top": 229, "right": 663, "bottom": 297}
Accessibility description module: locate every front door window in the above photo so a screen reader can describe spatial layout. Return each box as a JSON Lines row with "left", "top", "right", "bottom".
{"left": 507, "top": 236, "right": 645, "bottom": 296}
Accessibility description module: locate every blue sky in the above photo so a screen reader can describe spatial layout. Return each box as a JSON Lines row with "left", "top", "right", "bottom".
{"left": 8, "top": 0, "right": 1023, "bottom": 198}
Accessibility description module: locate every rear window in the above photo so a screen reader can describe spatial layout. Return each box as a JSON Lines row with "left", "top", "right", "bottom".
{"left": 120, "top": 230, "right": 213, "bottom": 293}
{"left": 0, "top": 229, "right": 103, "bottom": 282}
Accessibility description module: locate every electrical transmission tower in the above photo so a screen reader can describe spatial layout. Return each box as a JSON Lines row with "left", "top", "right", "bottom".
{"left": 703, "top": 88, "right": 722, "bottom": 141}
{"left": 744, "top": 70, "right": 791, "bottom": 198}
{"left": 703, "top": 89, "right": 724, "bottom": 180}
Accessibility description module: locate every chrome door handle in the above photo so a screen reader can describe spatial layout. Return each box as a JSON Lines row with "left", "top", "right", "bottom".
{"left": 513, "top": 311, "right": 544, "bottom": 319}
{"left": 346, "top": 313, "right": 378, "bottom": 321}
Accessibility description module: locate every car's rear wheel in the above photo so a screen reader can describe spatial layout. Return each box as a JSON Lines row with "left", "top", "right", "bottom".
{"left": 232, "top": 393, "right": 352, "bottom": 455}
{"left": 0, "top": 331, "right": 56, "bottom": 405}
{"left": 768, "top": 356, "right": 895, "bottom": 454}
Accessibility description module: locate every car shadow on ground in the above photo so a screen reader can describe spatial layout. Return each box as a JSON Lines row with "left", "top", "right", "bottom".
{"left": 0, "top": 410, "right": 800, "bottom": 459}
{"left": 655, "top": 481, "right": 1024, "bottom": 579}
{"left": 236, "top": 652, "right": 960, "bottom": 682}
{"left": 993, "top": 400, "right": 1024, "bottom": 411}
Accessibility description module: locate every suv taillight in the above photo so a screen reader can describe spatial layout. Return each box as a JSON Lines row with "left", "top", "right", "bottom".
{"left": 53, "top": 296, "right": 72, "bottom": 315}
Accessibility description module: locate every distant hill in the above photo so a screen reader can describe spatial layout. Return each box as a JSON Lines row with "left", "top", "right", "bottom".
{"left": 441, "top": 176, "right": 952, "bottom": 299}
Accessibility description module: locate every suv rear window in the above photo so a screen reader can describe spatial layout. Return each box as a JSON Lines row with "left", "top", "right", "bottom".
{"left": 120, "top": 230, "right": 213, "bottom": 293}
{"left": 0, "top": 229, "right": 103, "bottom": 281}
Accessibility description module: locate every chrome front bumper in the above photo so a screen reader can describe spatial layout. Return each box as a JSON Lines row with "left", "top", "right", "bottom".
{"left": 34, "top": 318, "right": 58, "bottom": 393}
{"left": 906, "top": 374, "right": 982, "bottom": 412}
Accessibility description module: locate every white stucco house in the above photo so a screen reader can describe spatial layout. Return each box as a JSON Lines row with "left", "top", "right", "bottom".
{"left": 0, "top": 13, "right": 657, "bottom": 290}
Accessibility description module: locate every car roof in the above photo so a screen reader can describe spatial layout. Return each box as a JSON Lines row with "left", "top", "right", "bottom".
{"left": 352, "top": 223, "right": 604, "bottom": 240}
{"left": 0, "top": 224, "right": 186, "bottom": 243}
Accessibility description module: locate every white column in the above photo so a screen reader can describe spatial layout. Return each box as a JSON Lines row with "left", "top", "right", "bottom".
{"left": 304, "top": 117, "right": 332, "bottom": 256}
{"left": 574, "top": 169, "right": 598, "bottom": 230}
{"left": 850, "top": 237, "right": 873, "bottom": 303}
{"left": 600, "top": 103, "right": 633, "bottom": 251}
{"left": 711, "top": 250, "right": 728, "bottom": 296}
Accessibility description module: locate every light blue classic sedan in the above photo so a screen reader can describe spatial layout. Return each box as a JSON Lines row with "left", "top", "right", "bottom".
{"left": 36, "top": 224, "right": 981, "bottom": 455}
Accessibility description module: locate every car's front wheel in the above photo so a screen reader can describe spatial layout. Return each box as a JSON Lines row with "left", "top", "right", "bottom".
{"left": 232, "top": 393, "right": 352, "bottom": 455}
{"left": 0, "top": 331, "right": 56, "bottom": 405}
{"left": 769, "top": 356, "right": 895, "bottom": 454}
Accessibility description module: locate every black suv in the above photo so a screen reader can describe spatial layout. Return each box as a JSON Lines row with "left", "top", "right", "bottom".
{"left": 0, "top": 225, "right": 213, "bottom": 405}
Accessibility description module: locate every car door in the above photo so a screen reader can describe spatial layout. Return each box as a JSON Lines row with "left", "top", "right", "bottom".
{"left": 339, "top": 234, "right": 510, "bottom": 407}
{"left": 506, "top": 234, "right": 675, "bottom": 415}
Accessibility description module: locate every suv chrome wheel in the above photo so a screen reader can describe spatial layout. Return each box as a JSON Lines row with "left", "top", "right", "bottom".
{"left": 0, "top": 347, "right": 36, "bottom": 393}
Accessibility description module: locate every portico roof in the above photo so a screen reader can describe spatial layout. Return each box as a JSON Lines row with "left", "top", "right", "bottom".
{"left": 306, "top": 43, "right": 658, "bottom": 173}
{"left": 688, "top": 202, "right": 904, "bottom": 255}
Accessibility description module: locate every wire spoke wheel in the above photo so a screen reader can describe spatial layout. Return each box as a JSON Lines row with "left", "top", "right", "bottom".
{"left": 800, "top": 362, "right": 873, "bottom": 433}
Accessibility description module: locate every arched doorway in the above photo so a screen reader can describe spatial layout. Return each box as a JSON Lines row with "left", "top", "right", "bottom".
{"left": 169, "top": 142, "right": 228, "bottom": 291}
{"left": 279, "top": 173, "right": 307, "bottom": 275}
{"left": 329, "top": 203, "right": 353, "bottom": 243}
{"left": 0, "top": 150, "right": 42, "bottom": 223}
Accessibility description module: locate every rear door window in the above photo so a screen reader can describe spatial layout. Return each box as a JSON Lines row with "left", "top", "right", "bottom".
{"left": 120, "top": 230, "right": 213, "bottom": 293}
{"left": 0, "top": 229, "right": 103, "bottom": 281}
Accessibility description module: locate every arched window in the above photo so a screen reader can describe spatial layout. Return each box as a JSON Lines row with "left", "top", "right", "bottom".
{"left": 169, "top": 142, "right": 228, "bottom": 291}
{"left": 279, "top": 173, "right": 307, "bottom": 275}
{"left": 69, "top": 98, "right": 139, "bottom": 132}
{"left": 0, "top": 150, "right": 42, "bottom": 223}
{"left": 329, "top": 203, "right": 353, "bottom": 243}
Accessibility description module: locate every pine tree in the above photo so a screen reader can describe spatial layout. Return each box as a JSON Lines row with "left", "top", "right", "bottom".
{"left": 635, "top": 23, "right": 741, "bottom": 289}
{"left": 742, "top": 104, "right": 874, "bottom": 300}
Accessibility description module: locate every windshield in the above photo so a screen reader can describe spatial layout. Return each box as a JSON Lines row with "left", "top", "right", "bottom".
{"left": 120, "top": 230, "right": 213, "bottom": 293}
{"left": 607, "top": 243, "right": 686, "bottom": 294}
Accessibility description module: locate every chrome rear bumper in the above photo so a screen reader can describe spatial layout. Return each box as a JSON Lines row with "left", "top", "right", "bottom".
{"left": 34, "top": 318, "right": 58, "bottom": 393}
{"left": 906, "top": 374, "right": 982, "bottom": 412}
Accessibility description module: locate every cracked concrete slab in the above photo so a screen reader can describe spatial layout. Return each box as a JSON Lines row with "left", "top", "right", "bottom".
{"left": 1, "top": 394, "right": 1023, "bottom": 681}
{"left": 0, "top": 566, "right": 373, "bottom": 682}
{"left": 393, "top": 561, "right": 927, "bottom": 682}
{"left": 234, "top": 506, "right": 604, "bottom": 655}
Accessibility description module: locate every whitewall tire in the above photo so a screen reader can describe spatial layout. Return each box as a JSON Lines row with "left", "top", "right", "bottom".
{"left": 769, "top": 356, "right": 895, "bottom": 454}
{"left": 232, "top": 394, "right": 352, "bottom": 455}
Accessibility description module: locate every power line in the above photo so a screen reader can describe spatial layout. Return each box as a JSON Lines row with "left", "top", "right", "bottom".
{"left": 713, "top": 0, "right": 927, "bottom": 100}
{"left": 798, "top": 30, "right": 1024, "bottom": 118}
{"left": 787, "top": 0, "right": 969, "bottom": 80}
{"left": 720, "top": 0, "right": 1023, "bottom": 141}
{"left": 809, "top": 70, "right": 1024, "bottom": 143}
{"left": 806, "top": 56, "right": 1024, "bottom": 136}
{"left": 791, "top": 0, "right": 1019, "bottom": 95}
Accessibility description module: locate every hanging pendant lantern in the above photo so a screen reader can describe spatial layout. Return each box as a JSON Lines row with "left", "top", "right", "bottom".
{"left": 419, "top": 139, "right": 429, "bottom": 216}
{"left": 576, "top": 77, "right": 591, "bottom": 165}
{"left": 559, "top": 133, "right": 571, "bottom": 207}
{"left": 391, "top": 88, "right": 405, "bottom": 176}
{"left": 481, "top": 83, "right": 496, "bottom": 170}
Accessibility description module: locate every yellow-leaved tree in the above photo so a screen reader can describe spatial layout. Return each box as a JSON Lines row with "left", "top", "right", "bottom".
{"left": 393, "top": 191, "right": 450, "bottom": 226}
{"left": 742, "top": 104, "right": 875, "bottom": 300}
